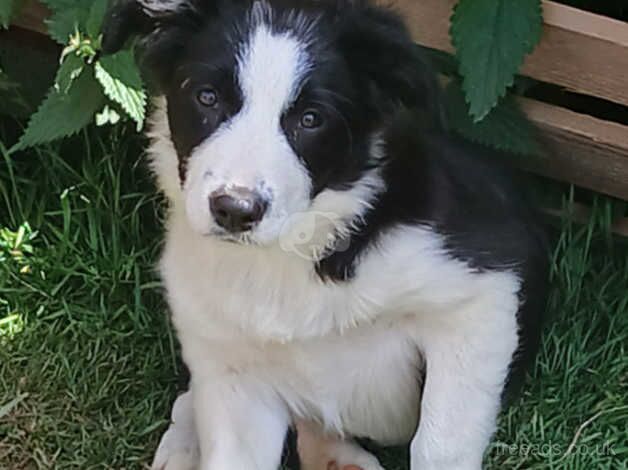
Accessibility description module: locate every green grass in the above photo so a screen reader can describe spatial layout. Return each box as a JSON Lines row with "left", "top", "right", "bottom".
{"left": 0, "top": 123, "right": 627, "bottom": 469}
{"left": 0, "top": 126, "right": 178, "bottom": 468}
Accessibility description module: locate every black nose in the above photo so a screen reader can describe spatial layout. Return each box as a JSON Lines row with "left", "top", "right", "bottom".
{"left": 209, "top": 189, "right": 267, "bottom": 233}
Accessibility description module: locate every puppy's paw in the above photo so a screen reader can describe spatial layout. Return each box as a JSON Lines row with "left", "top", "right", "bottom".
{"left": 321, "top": 441, "right": 385, "bottom": 470}
{"left": 297, "top": 421, "right": 384, "bottom": 470}
{"left": 151, "top": 444, "right": 198, "bottom": 470}
{"left": 151, "top": 392, "right": 199, "bottom": 470}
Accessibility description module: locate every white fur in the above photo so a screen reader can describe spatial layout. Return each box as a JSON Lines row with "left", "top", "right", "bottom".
{"left": 278, "top": 167, "right": 385, "bottom": 262}
{"left": 183, "top": 25, "right": 314, "bottom": 245}
{"left": 155, "top": 209, "right": 520, "bottom": 469}
{"left": 152, "top": 392, "right": 198, "bottom": 470}
{"left": 145, "top": 15, "right": 522, "bottom": 470}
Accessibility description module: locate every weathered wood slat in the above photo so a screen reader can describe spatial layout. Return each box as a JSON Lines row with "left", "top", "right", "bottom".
{"left": 391, "top": 0, "right": 628, "bottom": 108}
{"left": 12, "top": 0, "right": 49, "bottom": 35}
{"left": 518, "top": 97, "right": 628, "bottom": 200}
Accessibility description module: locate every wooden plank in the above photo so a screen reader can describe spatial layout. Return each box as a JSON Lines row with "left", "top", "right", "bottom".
{"left": 438, "top": 69, "right": 628, "bottom": 200}
{"left": 390, "top": 0, "right": 628, "bottom": 108}
{"left": 517, "top": 97, "right": 628, "bottom": 200}
{"left": 542, "top": 2, "right": 628, "bottom": 47}
{"left": 12, "top": 0, "right": 49, "bottom": 36}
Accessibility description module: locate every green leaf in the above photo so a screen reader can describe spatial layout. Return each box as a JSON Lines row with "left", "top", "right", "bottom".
{"left": 95, "top": 51, "right": 146, "bottom": 131}
{"left": 39, "top": 0, "right": 76, "bottom": 12}
{"left": 0, "top": 0, "right": 18, "bottom": 29}
{"left": 45, "top": 1, "right": 92, "bottom": 44}
{"left": 55, "top": 52, "right": 84, "bottom": 93}
{"left": 444, "top": 80, "right": 541, "bottom": 156}
{"left": 44, "top": 1, "right": 100, "bottom": 45}
{"left": 86, "top": 0, "right": 108, "bottom": 39}
{"left": 12, "top": 68, "right": 104, "bottom": 151}
{"left": 46, "top": 8, "right": 83, "bottom": 44}
{"left": 450, "top": 0, "right": 542, "bottom": 122}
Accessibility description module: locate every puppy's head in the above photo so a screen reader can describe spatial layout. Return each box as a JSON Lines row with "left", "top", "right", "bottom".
{"left": 103, "top": 0, "right": 440, "bottom": 250}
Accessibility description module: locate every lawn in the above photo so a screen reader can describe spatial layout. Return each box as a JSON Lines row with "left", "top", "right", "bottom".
{"left": 0, "top": 122, "right": 626, "bottom": 469}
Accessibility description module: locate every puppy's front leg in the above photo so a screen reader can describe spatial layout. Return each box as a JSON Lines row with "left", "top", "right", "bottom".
{"left": 193, "top": 375, "right": 290, "bottom": 470}
{"left": 410, "top": 308, "right": 519, "bottom": 470}
{"left": 152, "top": 391, "right": 199, "bottom": 470}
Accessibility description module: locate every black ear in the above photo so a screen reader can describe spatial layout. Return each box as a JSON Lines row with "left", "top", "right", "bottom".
{"left": 101, "top": 0, "right": 216, "bottom": 90}
{"left": 338, "top": 3, "right": 444, "bottom": 125}
{"left": 101, "top": 0, "right": 154, "bottom": 55}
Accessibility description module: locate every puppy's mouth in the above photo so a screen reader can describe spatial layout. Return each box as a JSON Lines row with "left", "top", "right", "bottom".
{"left": 208, "top": 228, "right": 257, "bottom": 245}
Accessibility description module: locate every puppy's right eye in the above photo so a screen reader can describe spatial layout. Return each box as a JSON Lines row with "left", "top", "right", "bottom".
{"left": 197, "top": 88, "right": 218, "bottom": 107}
{"left": 300, "top": 110, "right": 323, "bottom": 129}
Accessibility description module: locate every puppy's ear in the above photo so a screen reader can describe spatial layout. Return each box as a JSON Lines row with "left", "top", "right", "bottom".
{"left": 101, "top": 0, "right": 212, "bottom": 90}
{"left": 338, "top": 4, "right": 444, "bottom": 125}
{"left": 101, "top": 1, "right": 155, "bottom": 55}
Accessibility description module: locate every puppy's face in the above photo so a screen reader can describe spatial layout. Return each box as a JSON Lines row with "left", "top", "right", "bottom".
{"left": 103, "top": 0, "right": 439, "bottom": 248}
{"left": 168, "top": 5, "right": 367, "bottom": 244}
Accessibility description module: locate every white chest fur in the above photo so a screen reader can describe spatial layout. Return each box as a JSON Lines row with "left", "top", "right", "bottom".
{"left": 159, "top": 208, "right": 521, "bottom": 443}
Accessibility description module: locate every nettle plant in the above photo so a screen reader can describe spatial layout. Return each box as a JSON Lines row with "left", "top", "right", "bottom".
{"left": 1, "top": 0, "right": 543, "bottom": 155}
{"left": 1, "top": 0, "right": 146, "bottom": 150}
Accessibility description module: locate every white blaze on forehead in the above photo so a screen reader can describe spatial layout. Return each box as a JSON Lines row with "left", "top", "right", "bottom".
{"left": 180, "top": 20, "right": 315, "bottom": 243}
{"left": 237, "top": 25, "right": 310, "bottom": 118}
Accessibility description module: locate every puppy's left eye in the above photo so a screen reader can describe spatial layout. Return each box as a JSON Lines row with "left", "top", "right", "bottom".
{"left": 300, "top": 110, "right": 323, "bottom": 129}
{"left": 197, "top": 88, "right": 218, "bottom": 107}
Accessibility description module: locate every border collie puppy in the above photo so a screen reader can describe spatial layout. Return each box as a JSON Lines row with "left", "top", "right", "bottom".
{"left": 102, "top": 1, "right": 549, "bottom": 468}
